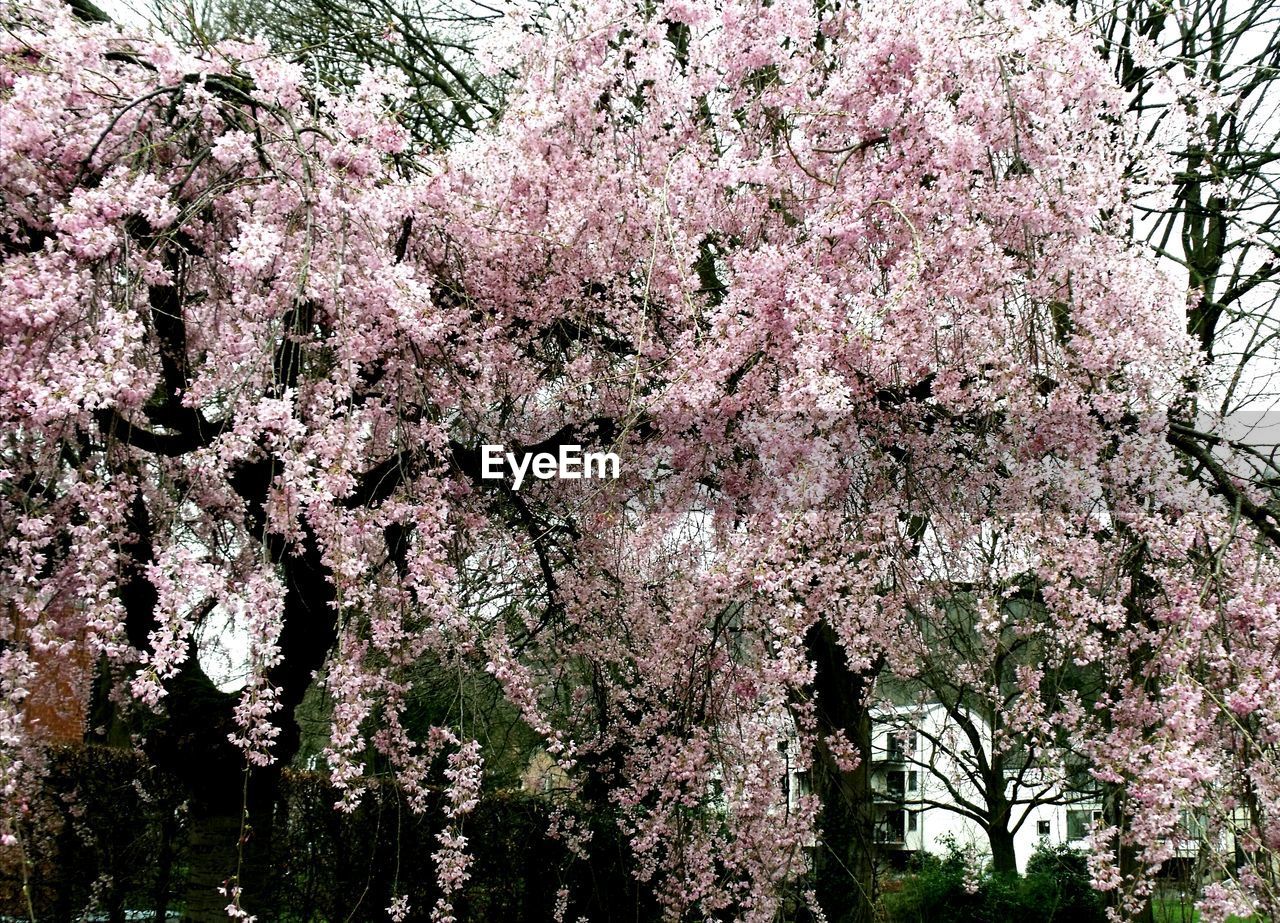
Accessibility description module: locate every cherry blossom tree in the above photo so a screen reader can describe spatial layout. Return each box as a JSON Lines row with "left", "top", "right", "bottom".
{"left": 3, "top": 0, "right": 1278, "bottom": 921}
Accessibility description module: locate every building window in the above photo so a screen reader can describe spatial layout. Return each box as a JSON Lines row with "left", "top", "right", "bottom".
{"left": 1179, "top": 810, "right": 1207, "bottom": 839}
{"left": 887, "top": 771, "right": 905, "bottom": 796}
{"left": 795, "top": 769, "right": 810, "bottom": 793}
{"left": 1037, "top": 820, "right": 1051, "bottom": 837}
{"left": 887, "top": 731, "right": 915, "bottom": 761}
{"left": 1067, "top": 810, "right": 1102, "bottom": 841}
{"left": 877, "top": 809, "right": 906, "bottom": 844}
{"left": 908, "top": 771, "right": 918, "bottom": 792}
{"left": 908, "top": 811, "right": 918, "bottom": 832}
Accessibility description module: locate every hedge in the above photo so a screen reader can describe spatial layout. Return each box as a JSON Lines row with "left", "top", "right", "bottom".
{"left": 1, "top": 745, "right": 654, "bottom": 922}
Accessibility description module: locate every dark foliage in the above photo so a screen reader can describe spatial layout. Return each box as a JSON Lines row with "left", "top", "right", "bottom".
{"left": 881, "top": 840, "right": 1107, "bottom": 923}
{"left": 0, "top": 744, "right": 186, "bottom": 922}
{"left": 1, "top": 745, "right": 655, "bottom": 922}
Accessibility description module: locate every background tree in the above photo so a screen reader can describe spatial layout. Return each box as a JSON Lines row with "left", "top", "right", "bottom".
{"left": 877, "top": 590, "right": 1102, "bottom": 877}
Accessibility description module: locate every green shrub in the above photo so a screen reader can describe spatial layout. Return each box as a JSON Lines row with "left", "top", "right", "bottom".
{"left": 882, "top": 839, "right": 1106, "bottom": 923}
{"left": 1023, "top": 843, "right": 1106, "bottom": 923}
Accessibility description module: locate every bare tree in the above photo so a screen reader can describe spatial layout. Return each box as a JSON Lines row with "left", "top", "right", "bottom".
{"left": 1079, "top": 0, "right": 1280, "bottom": 535}
{"left": 877, "top": 589, "right": 1100, "bottom": 876}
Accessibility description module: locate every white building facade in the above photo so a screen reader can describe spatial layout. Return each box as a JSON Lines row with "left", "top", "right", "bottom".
{"left": 868, "top": 703, "right": 1100, "bottom": 873}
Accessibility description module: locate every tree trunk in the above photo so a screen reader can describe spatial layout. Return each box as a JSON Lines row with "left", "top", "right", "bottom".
{"left": 138, "top": 653, "right": 289, "bottom": 920}
{"left": 1103, "top": 536, "right": 1155, "bottom": 923}
{"left": 801, "top": 622, "right": 879, "bottom": 923}
{"left": 153, "top": 809, "right": 176, "bottom": 923}
{"left": 116, "top": 475, "right": 337, "bottom": 921}
{"left": 988, "top": 823, "right": 1018, "bottom": 876}
{"left": 181, "top": 813, "right": 240, "bottom": 922}
{"left": 1104, "top": 786, "right": 1155, "bottom": 923}
{"left": 181, "top": 776, "right": 279, "bottom": 923}
{"left": 985, "top": 758, "right": 1018, "bottom": 876}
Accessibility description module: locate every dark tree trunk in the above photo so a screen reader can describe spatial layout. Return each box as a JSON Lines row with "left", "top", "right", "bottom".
{"left": 153, "top": 809, "right": 177, "bottom": 923}
{"left": 148, "top": 660, "right": 250, "bottom": 921}
{"left": 181, "top": 813, "right": 241, "bottom": 922}
{"left": 180, "top": 772, "right": 281, "bottom": 922}
{"left": 801, "top": 622, "right": 879, "bottom": 923}
{"left": 1101, "top": 535, "right": 1157, "bottom": 923}
{"left": 984, "top": 757, "right": 1018, "bottom": 876}
{"left": 988, "top": 823, "right": 1018, "bottom": 876}
{"left": 110, "top": 455, "right": 339, "bottom": 920}
{"left": 1104, "top": 786, "right": 1155, "bottom": 923}
{"left": 167, "top": 521, "right": 336, "bottom": 919}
